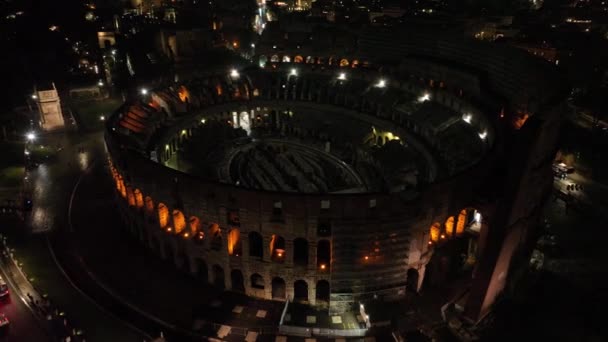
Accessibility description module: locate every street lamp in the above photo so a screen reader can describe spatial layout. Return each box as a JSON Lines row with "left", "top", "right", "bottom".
{"left": 230, "top": 69, "right": 239, "bottom": 79}
{"left": 338, "top": 72, "right": 347, "bottom": 81}
{"left": 26, "top": 132, "right": 36, "bottom": 142}
{"left": 140, "top": 88, "right": 148, "bottom": 95}
{"left": 289, "top": 68, "right": 297, "bottom": 77}
{"left": 31, "top": 94, "right": 38, "bottom": 100}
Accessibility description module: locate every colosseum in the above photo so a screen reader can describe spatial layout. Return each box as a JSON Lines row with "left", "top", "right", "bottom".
{"left": 106, "top": 28, "right": 568, "bottom": 321}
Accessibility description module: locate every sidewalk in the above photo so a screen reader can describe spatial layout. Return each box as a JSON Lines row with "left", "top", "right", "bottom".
{"left": 0, "top": 235, "right": 86, "bottom": 341}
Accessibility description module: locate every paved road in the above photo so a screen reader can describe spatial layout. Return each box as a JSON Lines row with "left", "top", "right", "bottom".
{"left": 0, "top": 258, "right": 49, "bottom": 342}
{"left": 15, "top": 130, "right": 148, "bottom": 341}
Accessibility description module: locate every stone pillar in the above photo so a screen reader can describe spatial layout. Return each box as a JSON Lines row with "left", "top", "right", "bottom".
{"left": 264, "top": 271, "right": 272, "bottom": 299}
{"left": 308, "top": 282, "right": 316, "bottom": 305}
{"left": 309, "top": 243, "right": 317, "bottom": 270}
{"left": 285, "top": 239, "right": 294, "bottom": 266}
{"left": 225, "top": 268, "right": 232, "bottom": 290}
{"left": 242, "top": 233, "right": 250, "bottom": 261}
{"left": 263, "top": 235, "right": 272, "bottom": 262}
{"left": 286, "top": 282, "right": 294, "bottom": 301}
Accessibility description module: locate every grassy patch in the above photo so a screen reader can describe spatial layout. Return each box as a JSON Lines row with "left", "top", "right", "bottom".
{"left": 0, "top": 141, "right": 25, "bottom": 190}
{"left": 70, "top": 98, "right": 122, "bottom": 131}
{"left": 0, "top": 166, "right": 24, "bottom": 187}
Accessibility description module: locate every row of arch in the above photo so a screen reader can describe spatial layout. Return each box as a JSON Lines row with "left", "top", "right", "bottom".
{"left": 191, "top": 259, "right": 331, "bottom": 303}
{"left": 259, "top": 55, "right": 366, "bottom": 69}
{"left": 429, "top": 208, "right": 481, "bottom": 243}
{"left": 111, "top": 164, "right": 332, "bottom": 268}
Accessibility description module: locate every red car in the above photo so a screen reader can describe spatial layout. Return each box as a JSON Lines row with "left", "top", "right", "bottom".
{"left": 0, "top": 313, "right": 8, "bottom": 328}
{"left": 0, "top": 278, "right": 8, "bottom": 297}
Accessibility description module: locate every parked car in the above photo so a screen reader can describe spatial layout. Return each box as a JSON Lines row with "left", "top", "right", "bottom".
{"left": 0, "top": 277, "right": 9, "bottom": 297}
{"left": 0, "top": 313, "right": 9, "bottom": 328}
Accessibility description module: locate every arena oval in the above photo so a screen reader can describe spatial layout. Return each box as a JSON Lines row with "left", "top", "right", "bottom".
{"left": 106, "top": 35, "right": 566, "bottom": 313}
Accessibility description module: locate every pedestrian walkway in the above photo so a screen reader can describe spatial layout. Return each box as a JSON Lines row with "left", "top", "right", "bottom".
{"left": 0, "top": 235, "right": 86, "bottom": 341}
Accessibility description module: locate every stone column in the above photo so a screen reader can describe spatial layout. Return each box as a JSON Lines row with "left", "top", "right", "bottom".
{"left": 263, "top": 235, "right": 272, "bottom": 262}
{"left": 286, "top": 282, "right": 294, "bottom": 302}
{"left": 225, "top": 268, "right": 232, "bottom": 290}
{"left": 285, "top": 239, "right": 294, "bottom": 266}
{"left": 308, "top": 243, "right": 317, "bottom": 270}
{"left": 308, "top": 282, "right": 316, "bottom": 305}
{"left": 417, "top": 265, "right": 426, "bottom": 292}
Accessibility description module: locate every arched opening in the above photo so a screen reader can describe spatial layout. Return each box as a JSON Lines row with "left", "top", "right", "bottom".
{"left": 339, "top": 58, "right": 349, "bottom": 67}
{"left": 134, "top": 189, "right": 144, "bottom": 208}
{"left": 209, "top": 223, "right": 222, "bottom": 250}
{"left": 294, "top": 280, "right": 308, "bottom": 303}
{"left": 293, "top": 238, "right": 308, "bottom": 266}
{"left": 172, "top": 210, "right": 186, "bottom": 234}
{"left": 430, "top": 222, "right": 441, "bottom": 243}
{"left": 270, "top": 234, "right": 286, "bottom": 263}
{"left": 317, "top": 240, "right": 331, "bottom": 271}
{"left": 456, "top": 209, "right": 466, "bottom": 236}
{"left": 231, "top": 269, "right": 245, "bottom": 292}
{"left": 127, "top": 187, "right": 135, "bottom": 206}
{"left": 145, "top": 196, "right": 154, "bottom": 214}
{"left": 249, "top": 231, "right": 263, "bottom": 258}
{"left": 196, "top": 259, "right": 208, "bottom": 282}
{"left": 271, "top": 277, "right": 286, "bottom": 299}
{"left": 158, "top": 203, "right": 169, "bottom": 228}
{"left": 282, "top": 55, "right": 291, "bottom": 63}
{"left": 228, "top": 228, "right": 242, "bottom": 256}
{"left": 316, "top": 280, "right": 330, "bottom": 304}
{"left": 270, "top": 54, "right": 279, "bottom": 62}
{"left": 189, "top": 216, "right": 200, "bottom": 237}
{"left": 294, "top": 55, "right": 304, "bottom": 63}
{"left": 251, "top": 273, "right": 264, "bottom": 289}
{"left": 328, "top": 56, "right": 336, "bottom": 65}
{"left": 351, "top": 59, "right": 359, "bottom": 68}
{"left": 117, "top": 176, "right": 126, "bottom": 198}
{"left": 305, "top": 56, "right": 314, "bottom": 64}
{"left": 406, "top": 268, "right": 420, "bottom": 293}
{"left": 212, "top": 264, "right": 225, "bottom": 289}
{"left": 445, "top": 216, "right": 455, "bottom": 238}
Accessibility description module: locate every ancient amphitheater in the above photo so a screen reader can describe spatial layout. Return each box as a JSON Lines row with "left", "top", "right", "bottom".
{"left": 106, "top": 28, "right": 567, "bottom": 320}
